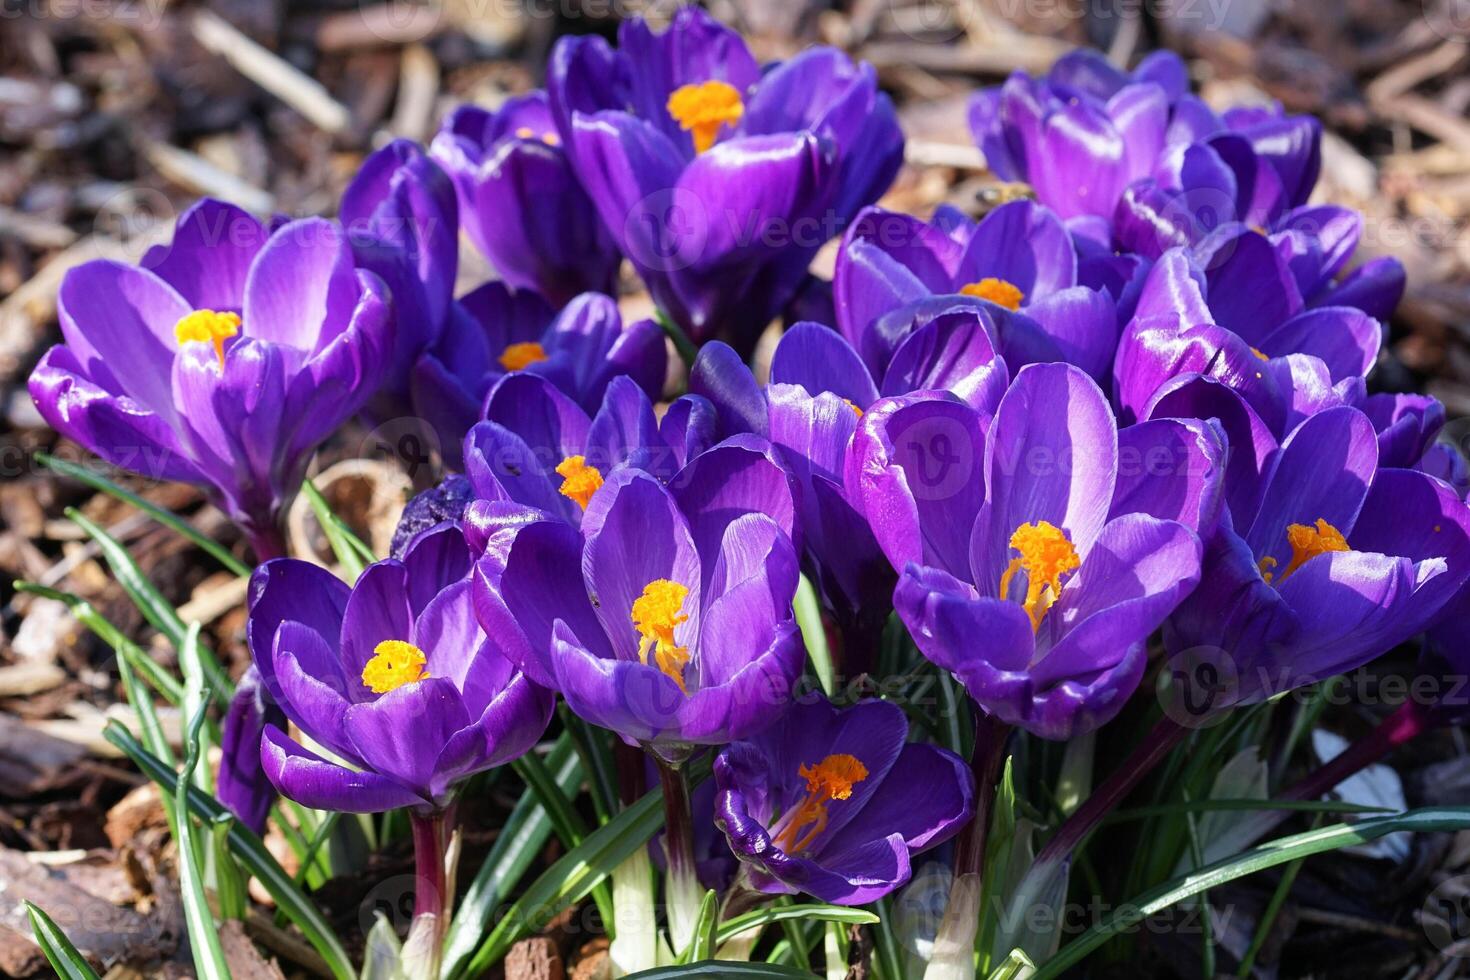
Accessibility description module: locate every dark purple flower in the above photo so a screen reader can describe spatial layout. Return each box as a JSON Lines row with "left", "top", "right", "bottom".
{"left": 834, "top": 202, "right": 1119, "bottom": 384}
{"left": 1114, "top": 244, "right": 1381, "bottom": 437}
{"left": 472, "top": 460, "right": 802, "bottom": 761}
{"left": 341, "top": 139, "right": 459, "bottom": 419}
{"left": 250, "top": 524, "right": 553, "bottom": 812}
{"left": 860, "top": 363, "right": 1221, "bottom": 739}
{"left": 413, "top": 290, "right": 668, "bottom": 469}
{"left": 1155, "top": 384, "right": 1470, "bottom": 707}
{"left": 713, "top": 697, "right": 973, "bottom": 904}
{"left": 28, "top": 200, "right": 392, "bottom": 556}
{"left": 547, "top": 7, "right": 902, "bottom": 349}
{"left": 216, "top": 665, "right": 286, "bottom": 834}
{"left": 431, "top": 92, "right": 621, "bottom": 306}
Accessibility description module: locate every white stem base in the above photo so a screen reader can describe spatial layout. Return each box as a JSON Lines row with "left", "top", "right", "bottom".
{"left": 663, "top": 857, "right": 703, "bottom": 955}
{"left": 923, "top": 872, "right": 982, "bottom": 980}
{"left": 608, "top": 848, "right": 658, "bottom": 977}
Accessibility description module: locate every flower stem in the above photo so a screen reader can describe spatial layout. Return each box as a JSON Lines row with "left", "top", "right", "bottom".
{"left": 923, "top": 709, "right": 1010, "bottom": 980}
{"left": 405, "top": 808, "right": 452, "bottom": 979}
{"left": 1034, "top": 715, "right": 1188, "bottom": 866}
{"left": 246, "top": 522, "right": 288, "bottom": 563}
{"left": 654, "top": 756, "right": 701, "bottom": 954}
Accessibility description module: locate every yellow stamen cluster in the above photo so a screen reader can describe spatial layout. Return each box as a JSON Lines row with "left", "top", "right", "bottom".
{"left": 631, "top": 579, "right": 691, "bottom": 693}
{"left": 555, "top": 455, "right": 604, "bottom": 510}
{"left": 498, "top": 341, "right": 549, "bottom": 372}
{"left": 841, "top": 397, "right": 864, "bottom": 419}
{"left": 513, "top": 126, "right": 561, "bottom": 146}
{"left": 174, "top": 309, "right": 241, "bottom": 367}
{"left": 1250, "top": 347, "right": 1270, "bottom": 362}
{"left": 773, "top": 754, "right": 869, "bottom": 853}
{"left": 666, "top": 80, "right": 744, "bottom": 154}
{"left": 1262, "top": 518, "right": 1350, "bottom": 585}
{"left": 999, "top": 520, "right": 1081, "bottom": 632}
{"left": 960, "top": 277, "right": 1025, "bottom": 312}
{"left": 361, "top": 640, "right": 429, "bottom": 695}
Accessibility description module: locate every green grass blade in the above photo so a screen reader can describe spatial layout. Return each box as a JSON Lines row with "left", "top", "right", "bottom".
{"left": 302, "top": 480, "right": 375, "bottom": 578}
{"left": 442, "top": 736, "right": 581, "bottom": 979}
{"left": 105, "top": 723, "right": 355, "bottom": 980}
{"left": 23, "top": 902, "right": 103, "bottom": 980}
{"left": 36, "top": 453, "right": 251, "bottom": 577}
{"left": 1032, "top": 806, "right": 1470, "bottom": 978}
{"left": 172, "top": 697, "right": 232, "bottom": 980}
{"left": 679, "top": 890, "right": 719, "bottom": 963}
{"left": 511, "top": 748, "right": 616, "bottom": 933}
{"left": 464, "top": 760, "right": 710, "bottom": 974}
{"left": 718, "top": 905, "right": 879, "bottom": 947}
{"left": 794, "top": 576, "right": 834, "bottom": 696}
{"left": 626, "top": 964, "right": 818, "bottom": 978}
{"left": 64, "top": 509, "right": 233, "bottom": 703}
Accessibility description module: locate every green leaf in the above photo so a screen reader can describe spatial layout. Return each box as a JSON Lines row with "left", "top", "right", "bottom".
{"left": 36, "top": 452, "right": 251, "bottom": 577}
{"left": 868, "top": 896, "right": 904, "bottom": 980}
{"left": 23, "top": 902, "right": 103, "bottom": 980}
{"left": 679, "top": 890, "right": 720, "bottom": 964}
{"left": 511, "top": 748, "right": 616, "bottom": 931}
{"left": 1032, "top": 806, "right": 1470, "bottom": 978}
{"left": 653, "top": 308, "right": 699, "bottom": 371}
{"left": 718, "top": 905, "right": 879, "bottom": 947}
{"left": 302, "top": 480, "right": 376, "bottom": 578}
{"left": 794, "top": 576, "right": 834, "bottom": 696}
{"left": 986, "top": 948, "right": 1036, "bottom": 980}
{"left": 625, "top": 964, "right": 818, "bottom": 978}
{"left": 442, "top": 736, "right": 581, "bottom": 979}
{"left": 105, "top": 723, "right": 356, "bottom": 980}
{"left": 172, "top": 696, "right": 232, "bottom": 980}
{"left": 464, "top": 759, "right": 710, "bottom": 974}
{"left": 16, "top": 582, "right": 183, "bottom": 705}
{"left": 64, "top": 508, "right": 233, "bottom": 703}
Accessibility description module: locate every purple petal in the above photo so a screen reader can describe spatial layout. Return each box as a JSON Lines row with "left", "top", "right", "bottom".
{"left": 242, "top": 218, "right": 361, "bottom": 352}
{"left": 261, "top": 725, "right": 424, "bottom": 813}
{"left": 770, "top": 321, "right": 879, "bottom": 407}
{"left": 142, "top": 199, "right": 267, "bottom": 311}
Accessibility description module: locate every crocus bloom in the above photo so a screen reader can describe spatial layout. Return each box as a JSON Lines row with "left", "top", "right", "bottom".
{"left": 1157, "top": 386, "right": 1470, "bottom": 706}
{"left": 864, "top": 363, "right": 1220, "bottom": 739}
{"left": 413, "top": 289, "right": 668, "bottom": 469}
{"left": 251, "top": 524, "right": 553, "bottom": 812}
{"left": 460, "top": 371, "right": 722, "bottom": 534}
{"left": 834, "top": 202, "right": 1119, "bottom": 384}
{"left": 714, "top": 696, "right": 974, "bottom": 904}
{"left": 1114, "top": 243, "right": 1382, "bottom": 437}
{"left": 340, "top": 139, "right": 459, "bottom": 421}
{"left": 690, "top": 320, "right": 1008, "bottom": 646}
{"left": 216, "top": 666, "right": 286, "bottom": 834}
{"left": 431, "top": 92, "right": 621, "bottom": 306}
{"left": 472, "top": 460, "right": 802, "bottom": 761}
{"left": 28, "top": 200, "right": 392, "bottom": 557}
{"left": 548, "top": 6, "right": 902, "bottom": 348}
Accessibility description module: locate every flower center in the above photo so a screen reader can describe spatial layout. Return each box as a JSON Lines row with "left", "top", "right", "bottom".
{"left": 498, "top": 341, "right": 549, "bottom": 372}
{"left": 174, "top": 309, "right": 240, "bottom": 367}
{"left": 998, "top": 520, "right": 1081, "bottom": 632}
{"left": 513, "top": 126, "right": 561, "bottom": 146}
{"left": 960, "top": 277, "right": 1025, "bottom": 311}
{"left": 631, "top": 579, "right": 691, "bottom": 693}
{"left": 555, "top": 455, "right": 604, "bottom": 510}
{"left": 1258, "top": 518, "right": 1350, "bottom": 585}
{"left": 361, "top": 639, "right": 429, "bottom": 695}
{"left": 772, "top": 754, "right": 869, "bottom": 854}
{"left": 666, "top": 80, "right": 744, "bottom": 154}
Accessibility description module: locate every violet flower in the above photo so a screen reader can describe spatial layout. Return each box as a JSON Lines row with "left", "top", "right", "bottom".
{"left": 547, "top": 6, "right": 902, "bottom": 349}
{"left": 413, "top": 289, "right": 668, "bottom": 470}
{"left": 28, "top": 200, "right": 392, "bottom": 558}
{"left": 862, "top": 363, "right": 1222, "bottom": 739}
{"left": 250, "top": 523, "right": 553, "bottom": 813}
{"left": 431, "top": 92, "right": 621, "bottom": 306}
{"left": 472, "top": 463, "right": 802, "bottom": 762}
{"left": 1114, "top": 243, "right": 1383, "bottom": 437}
{"left": 216, "top": 665, "right": 286, "bottom": 834}
{"left": 460, "top": 371, "right": 737, "bottom": 539}
{"left": 834, "top": 202, "right": 1119, "bottom": 384}
{"left": 714, "top": 696, "right": 974, "bottom": 904}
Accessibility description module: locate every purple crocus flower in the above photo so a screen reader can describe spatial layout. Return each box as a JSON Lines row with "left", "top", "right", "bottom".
{"left": 460, "top": 370, "right": 725, "bottom": 535}
{"left": 689, "top": 320, "right": 1008, "bottom": 657}
{"left": 251, "top": 523, "right": 553, "bottom": 812}
{"left": 472, "top": 460, "right": 803, "bottom": 762}
{"left": 713, "top": 696, "right": 974, "bottom": 904}
{"left": 1114, "top": 243, "right": 1382, "bottom": 437}
{"left": 547, "top": 7, "right": 902, "bottom": 349}
{"left": 834, "top": 202, "right": 1119, "bottom": 384}
{"left": 28, "top": 200, "right": 392, "bottom": 558}
{"left": 341, "top": 139, "right": 459, "bottom": 421}
{"left": 413, "top": 289, "right": 668, "bottom": 470}
{"left": 1154, "top": 383, "right": 1470, "bottom": 707}
{"left": 430, "top": 92, "right": 621, "bottom": 306}
{"left": 862, "top": 363, "right": 1221, "bottom": 739}
{"left": 216, "top": 665, "right": 286, "bottom": 834}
